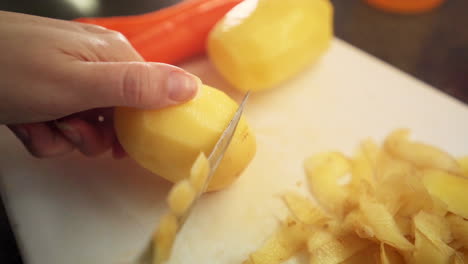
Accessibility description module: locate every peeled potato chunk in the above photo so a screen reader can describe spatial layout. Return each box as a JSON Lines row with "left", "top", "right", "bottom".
{"left": 208, "top": 0, "right": 333, "bottom": 92}
{"left": 115, "top": 85, "right": 256, "bottom": 191}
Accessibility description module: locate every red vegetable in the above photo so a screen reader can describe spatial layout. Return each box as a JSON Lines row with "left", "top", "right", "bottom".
{"left": 75, "top": 0, "right": 243, "bottom": 64}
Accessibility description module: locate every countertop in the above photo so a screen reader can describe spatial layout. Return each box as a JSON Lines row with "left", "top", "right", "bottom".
{"left": 0, "top": 0, "right": 467, "bottom": 263}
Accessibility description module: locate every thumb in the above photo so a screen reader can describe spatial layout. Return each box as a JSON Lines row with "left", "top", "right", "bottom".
{"left": 75, "top": 62, "right": 201, "bottom": 109}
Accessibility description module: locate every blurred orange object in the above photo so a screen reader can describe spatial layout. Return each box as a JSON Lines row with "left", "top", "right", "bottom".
{"left": 365, "top": 0, "right": 446, "bottom": 14}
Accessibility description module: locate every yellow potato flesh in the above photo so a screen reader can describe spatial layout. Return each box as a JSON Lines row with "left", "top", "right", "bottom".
{"left": 114, "top": 85, "right": 256, "bottom": 191}
{"left": 167, "top": 179, "right": 196, "bottom": 217}
{"left": 423, "top": 169, "right": 468, "bottom": 219}
{"left": 208, "top": 0, "right": 333, "bottom": 92}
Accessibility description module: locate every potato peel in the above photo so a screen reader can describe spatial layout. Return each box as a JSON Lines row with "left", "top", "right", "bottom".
{"left": 245, "top": 217, "right": 310, "bottom": 264}
{"left": 423, "top": 169, "right": 468, "bottom": 219}
{"left": 380, "top": 243, "right": 405, "bottom": 264}
{"left": 412, "top": 230, "right": 453, "bottom": 264}
{"left": 153, "top": 152, "right": 210, "bottom": 263}
{"left": 385, "top": 129, "right": 461, "bottom": 174}
{"left": 446, "top": 214, "right": 468, "bottom": 248}
{"left": 308, "top": 231, "right": 372, "bottom": 264}
{"left": 167, "top": 179, "right": 196, "bottom": 216}
{"left": 282, "top": 192, "right": 328, "bottom": 226}
{"left": 304, "top": 152, "right": 352, "bottom": 218}
{"left": 153, "top": 213, "right": 179, "bottom": 264}
{"left": 245, "top": 129, "right": 468, "bottom": 264}
{"left": 358, "top": 198, "right": 413, "bottom": 251}
{"left": 189, "top": 152, "right": 210, "bottom": 193}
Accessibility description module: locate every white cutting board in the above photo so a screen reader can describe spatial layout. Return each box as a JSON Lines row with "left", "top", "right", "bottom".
{"left": 1, "top": 39, "right": 468, "bottom": 264}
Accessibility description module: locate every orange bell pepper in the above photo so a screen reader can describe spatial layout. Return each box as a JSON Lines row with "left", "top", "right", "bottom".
{"left": 75, "top": 0, "right": 243, "bottom": 63}
{"left": 365, "top": 0, "right": 446, "bottom": 14}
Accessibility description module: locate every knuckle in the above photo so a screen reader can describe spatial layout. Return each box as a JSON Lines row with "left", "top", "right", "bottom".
{"left": 107, "top": 31, "right": 142, "bottom": 61}
{"left": 79, "top": 23, "right": 110, "bottom": 34}
{"left": 109, "top": 30, "right": 130, "bottom": 45}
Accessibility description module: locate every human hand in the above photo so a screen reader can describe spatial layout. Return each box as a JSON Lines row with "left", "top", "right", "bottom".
{"left": 0, "top": 11, "right": 201, "bottom": 158}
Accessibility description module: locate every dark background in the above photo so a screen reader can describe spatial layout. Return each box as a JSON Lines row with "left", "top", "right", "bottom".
{"left": 0, "top": 0, "right": 467, "bottom": 263}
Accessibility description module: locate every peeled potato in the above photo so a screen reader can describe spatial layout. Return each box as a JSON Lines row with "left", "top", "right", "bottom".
{"left": 208, "top": 0, "right": 333, "bottom": 92}
{"left": 115, "top": 85, "right": 256, "bottom": 191}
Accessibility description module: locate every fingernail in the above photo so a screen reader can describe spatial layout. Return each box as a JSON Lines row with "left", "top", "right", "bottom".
{"left": 13, "top": 126, "right": 30, "bottom": 143}
{"left": 56, "top": 122, "right": 81, "bottom": 146}
{"left": 167, "top": 72, "right": 201, "bottom": 102}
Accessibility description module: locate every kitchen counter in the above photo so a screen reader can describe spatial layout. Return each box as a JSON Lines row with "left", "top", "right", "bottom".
{"left": 0, "top": 0, "right": 467, "bottom": 263}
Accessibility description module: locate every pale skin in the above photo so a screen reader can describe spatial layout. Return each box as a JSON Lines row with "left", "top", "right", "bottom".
{"left": 0, "top": 11, "right": 201, "bottom": 158}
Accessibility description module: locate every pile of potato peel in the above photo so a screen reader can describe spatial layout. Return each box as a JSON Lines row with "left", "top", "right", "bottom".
{"left": 244, "top": 129, "right": 468, "bottom": 264}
